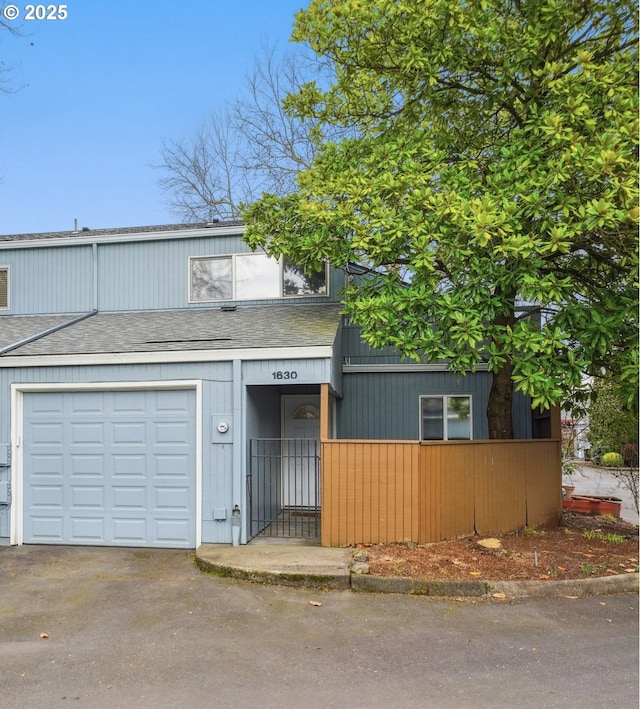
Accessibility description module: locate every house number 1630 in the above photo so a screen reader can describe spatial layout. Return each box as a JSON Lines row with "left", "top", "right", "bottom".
{"left": 271, "top": 370, "right": 298, "bottom": 380}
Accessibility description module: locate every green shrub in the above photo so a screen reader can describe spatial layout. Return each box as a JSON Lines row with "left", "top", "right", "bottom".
{"left": 602, "top": 452, "right": 623, "bottom": 468}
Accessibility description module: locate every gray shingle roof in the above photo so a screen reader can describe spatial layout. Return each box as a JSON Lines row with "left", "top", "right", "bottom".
{"left": 0, "top": 221, "right": 244, "bottom": 242}
{"left": 1, "top": 304, "right": 342, "bottom": 357}
{"left": 0, "top": 315, "right": 82, "bottom": 350}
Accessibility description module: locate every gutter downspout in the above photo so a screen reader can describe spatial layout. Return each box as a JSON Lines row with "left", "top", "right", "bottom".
{"left": 0, "top": 309, "right": 98, "bottom": 356}
{"left": 93, "top": 242, "right": 98, "bottom": 311}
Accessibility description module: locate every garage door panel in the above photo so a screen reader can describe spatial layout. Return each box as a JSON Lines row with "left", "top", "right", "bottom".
{"left": 31, "top": 516, "right": 64, "bottom": 540}
{"left": 154, "top": 390, "right": 192, "bottom": 413}
{"left": 155, "top": 421, "right": 191, "bottom": 444}
{"left": 71, "top": 516, "right": 105, "bottom": 541}
{"left": 28, "top": 393, "right": 65, "bottom": 415}
{"left": 71, "top": 455, "right": 104, "bottom": 476}
{"left": 71, "top": 486, "right": 105, "bottom": 509}
{"left": 155, "top": 519, "right": 191, "bottom": 544}
{"left": 112, "top": 454, "right": 146, "bottom": 476}
{"left": 31, "top": 454, "right": 64, "bottom": 475}
{"left": 71, "top": 422, "right": 105, "bottom": 445}
{"left": 70, "top": 392, "right": 104, "bottom": 414}
{"left": 31, "top": 485, "right": 64, "bottom": 508}
{"left": 154, "top": 486, "right": 190, "bottom": 510}
{"left": 24, "top": 389, "right": 196, "bottom": 548}
{"left": 112, "top": 391, "right": 147, "bottom": 414}
{"left": 155, "top": 454, "right": 189, "bottom": 476}
{"left": 30, "top": 422, "right": 64, "bottom": 445}
{"left": 112, "top": 421, "right": 146, "bottom": 444}
{"left": 112, "top": 486, "right": 146, "bottom": 509}
{"left": 112, "top": 518, "right": 146, "bottom": 543}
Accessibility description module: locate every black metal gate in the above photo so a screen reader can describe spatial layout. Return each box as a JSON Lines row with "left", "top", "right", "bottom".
{"left": 247, "top": 439, "right": 320, "bottom": 540}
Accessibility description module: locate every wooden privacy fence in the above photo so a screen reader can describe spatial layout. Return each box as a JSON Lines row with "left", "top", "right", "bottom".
{"left": 320, "top": 439, "right": 562, "bottom": 547}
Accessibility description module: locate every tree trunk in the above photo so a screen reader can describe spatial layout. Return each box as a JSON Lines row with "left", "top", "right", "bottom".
{"left": 487, "top": 360, "right": 515, "bottom": 439}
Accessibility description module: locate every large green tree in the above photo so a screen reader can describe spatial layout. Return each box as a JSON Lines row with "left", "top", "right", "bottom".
{"left": 243, "top": 0, "right": 638, "bottom": 438}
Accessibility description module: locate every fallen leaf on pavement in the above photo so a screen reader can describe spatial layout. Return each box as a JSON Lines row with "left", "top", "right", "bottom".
{"left": 308, "top": 600, "right": 322, "bottom": 607}
{"left": 39, "top": 633, "right": 49, "bottom": 639}
{"left": 492, "top": 592, "right": 507, "bottom": 599}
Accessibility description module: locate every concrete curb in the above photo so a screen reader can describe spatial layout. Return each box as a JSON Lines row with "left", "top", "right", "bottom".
{"left": 488, "top": 572, "right": 639, "bottom": 599}
{"left": 354, "top": 572, "right": 639, "bottom": 598}
{"left": 350, "top": 574, "right": 490, "bottom": 596}
{"left": 195, "top": 550, "right": 639, "bottom": 598}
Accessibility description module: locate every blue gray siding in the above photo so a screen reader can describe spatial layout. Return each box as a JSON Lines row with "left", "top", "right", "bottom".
{"left": 0, "top": 232, "right": 345, "bottom": 316}
{"left": 336, "top": 370, "right": 532, "bottom": 440}
{"left": 0, "top": 245, "right": 95, "bottom": 314}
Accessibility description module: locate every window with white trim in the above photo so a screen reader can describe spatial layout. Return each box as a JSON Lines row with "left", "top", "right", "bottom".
{"left": 189, "top": 253, "right": 327, "bottom": 302}
{"left": 0, "top": 267, "right": 8, "bottom": 309}
{"left": 420, "top": 395, "right": 472, "bottom": 440}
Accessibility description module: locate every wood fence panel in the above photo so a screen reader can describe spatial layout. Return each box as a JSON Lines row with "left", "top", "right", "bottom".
{"left": 321, "top": 441, "right": 418, "bottom": 546}
{"left": 525, "top": 441, "right": 562, "bottom": 527}
{"left": 419, "top": 444, "right": 475, "bottom": 542}
{"left": 473, "top": 443, "right": 527, "bottom": 536}
{"left": 418, "top": 443, "right": 440, "bottom": 543}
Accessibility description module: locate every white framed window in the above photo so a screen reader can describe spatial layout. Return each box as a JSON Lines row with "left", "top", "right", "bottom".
{"left": 420, "top": 395, "right": 472, "bottom": 440}
{"left": 0, "top": 267, "right": 8, "bottom": 309}
{"left": 189, "top": 253, "right": 327, "bottom": 302}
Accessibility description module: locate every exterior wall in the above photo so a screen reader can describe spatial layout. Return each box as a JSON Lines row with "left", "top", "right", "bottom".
{"left": 0, "top": 231, "right": 345, "bottom": 316}
{"left": 0, "top": 244, "right": 95, "bottom": 314}
{"left": 0, "top": 353, "right": 338, "bottom": 544}
{"left": 321, "top": 439, "right": 562, "bottom": 547}
{"left": 0, "top": 362, "right": 234, "bottom": 543}
{"left": 336, "top": 370, "right": 532, "bottom": 440}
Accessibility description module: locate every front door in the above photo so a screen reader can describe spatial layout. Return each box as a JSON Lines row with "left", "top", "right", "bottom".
{"left": 281, "top": 395, "right": 320, "bottom": 509}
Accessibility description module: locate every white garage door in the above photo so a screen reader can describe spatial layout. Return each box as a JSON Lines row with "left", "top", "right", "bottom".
{"left": 23, "top": 389, "right": 196, "bottom": 548}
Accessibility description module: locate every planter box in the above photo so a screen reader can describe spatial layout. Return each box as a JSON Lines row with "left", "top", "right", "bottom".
{"left": 562, "top": 495, "right": 622, "bottom": 518}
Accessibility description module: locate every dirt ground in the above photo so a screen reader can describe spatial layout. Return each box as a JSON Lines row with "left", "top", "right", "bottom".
{"left": 358, "top": 512, "right": 639, "bottom": 582}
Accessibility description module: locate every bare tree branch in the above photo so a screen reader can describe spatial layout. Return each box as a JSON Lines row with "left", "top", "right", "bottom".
{"left": 155, "top": 43, "right": 331, "bottom": 222}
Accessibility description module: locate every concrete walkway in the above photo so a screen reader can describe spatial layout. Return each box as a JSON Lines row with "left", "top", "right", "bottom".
{"left": 195, "top": 543, "right": 639, "bottom": 599}
{"left": 196, "top": 543, "right": 352, "bottom": 590}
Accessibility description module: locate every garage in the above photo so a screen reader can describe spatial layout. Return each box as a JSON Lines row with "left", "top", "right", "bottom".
{"left": 21, "top": 388, "right": 196, "bottom": 548}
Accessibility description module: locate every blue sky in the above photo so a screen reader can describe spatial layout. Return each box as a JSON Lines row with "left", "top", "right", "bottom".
{"left": 0, "top": 0, "right": 306, "bottom": 234}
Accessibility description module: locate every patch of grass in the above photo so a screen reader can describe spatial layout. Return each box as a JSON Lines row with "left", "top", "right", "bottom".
{"left": 523, "top": 525, "right": 545, "bottom": 536}
{"left": 582, "top": 530, "right": 625, "bottom": 544}
{"left": 600, "top": 513, "right": 619, "bottom": 523}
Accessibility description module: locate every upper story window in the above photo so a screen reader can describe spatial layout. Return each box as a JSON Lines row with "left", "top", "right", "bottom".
{"left": 189, "top": 253, "right": 327, "bottom": 303}
{"left": 420, "top": 395, "right": 472, "bottom": 440}
{"left": 0, "top": 267, "right": 8, "bottom": 309}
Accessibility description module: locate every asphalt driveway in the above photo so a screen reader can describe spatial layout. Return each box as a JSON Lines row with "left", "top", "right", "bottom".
{"left": 1, "top": 544, "right": 638, "bottom": 708}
